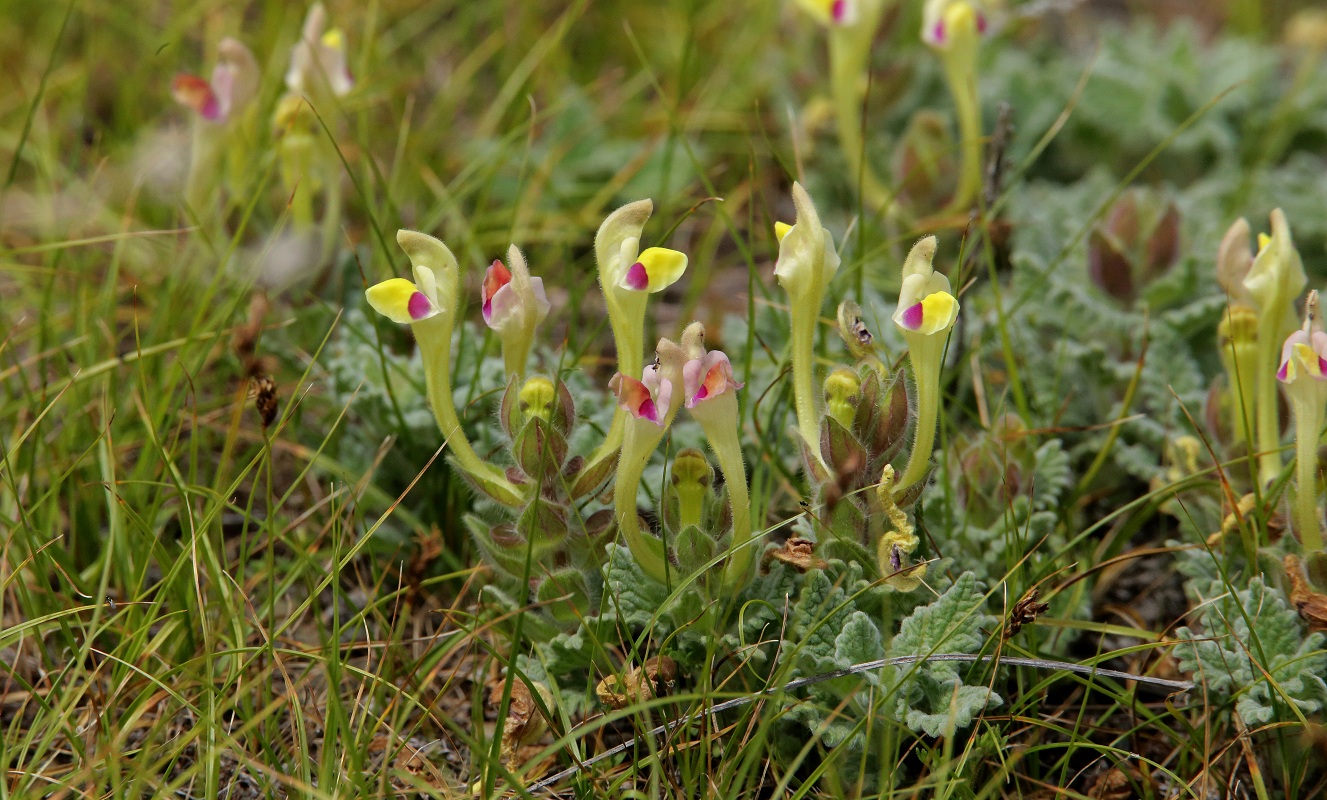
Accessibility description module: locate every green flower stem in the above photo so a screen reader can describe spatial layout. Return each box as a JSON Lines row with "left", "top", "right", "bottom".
{"left": 692, "top": 392, "right": 752, "bottom": 590}
{"left": 897, "top": 331, "right": 946, "bottom": 494}
{"left": 941, "top": 50, "right": 982, "bottom": 213}
{"left": 414, "top": 315, "right": 523, "bottom": 506}
{"left": 615, "top": 419, "right": 671, "bottom": 585}
{"left": 828, "top": 6, "right": 893, "bottom": 216}
{"left": 586, "top": 285, "right": 647, "bottom": 472}
{"left": 1293, "top": 402, "right": 1325, "bottom": 552}
{"left": 790, "top": 299, "right": 822, "bottom": 454}
{"left": 1255, "top": 321, "right": 1285, "bottom": 484}
{"left": 1224, "top": 337, "right": 1258, "bottom": 445}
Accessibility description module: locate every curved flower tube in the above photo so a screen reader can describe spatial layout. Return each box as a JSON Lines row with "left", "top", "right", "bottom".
{"left": 610, "top": 338, "right": 689, "bottom": 585}
{"left": 366, "top": 230, "right": 522, "bottom": 505}
{"left": 922, "top": 0, "right": 993, "bottom": 212}
{"left": 893, "top": 236, "right": 958, "bottom": 493}
{"left": 482, "top": 246, "right": 551, "bottom": 380}
{"left": 1243, "top": 209, "right": 1307, "bottom": 484}
{"left": 588, "top": 200, "right": 689, "bottom": 472}
{"left": 1277, "top": 291, "right": 1327, "bottom": 552}
{"left": 775, "top": 183, "right": 840, "bottom": 459}
{"left": 679, "top": 323, "right": 752, "bottom": 590}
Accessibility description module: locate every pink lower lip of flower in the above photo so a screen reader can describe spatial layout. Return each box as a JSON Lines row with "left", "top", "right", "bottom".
{"left": 482, "top": 299, "right": 493, "bottom": 323}
{"left": 692, "top": 386, "right": 709, "bottom": 404}
{"left": 623, "top": 262, "right": 649, "bottom": 291}
{"left": 900, "top": 301, "right": 925, "bottom": 330}
{"left": 638, "top": 399, "right": 658, "bottom": 421}
{"left": 1278, "top": 361, "right": 1290, "bottom": 382}
{"left": 976, "top": 12, "right": 988, "bottom": 33}
{"left": 408, "top": 291, "right": 432, "bottom": 320}
{"left": 831, "top": 0, "right": 846, "bottom": 22}
{"left": 931, "top": 20, "right": 946, "bottom": 44}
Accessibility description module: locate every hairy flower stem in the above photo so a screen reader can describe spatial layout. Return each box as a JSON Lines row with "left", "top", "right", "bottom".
{"left": 1223, "top": 334, "right": 1258, "bottom": 444}
{"left": 415, "top": 316, "right": 522, "bottom": 505}
{"left": 1293, "top": 404, "right": 1325, "bottom": 552}
{"left": 615, "top": 422, "right": 671, "bottom": 585}
{"left": 691, "top": 392, "right": 752, "bottom": 590}
{"left": 1255, "top": 326, "right": 1285, "bottom": 484}
{"left": 897, "top": 333, "right": 945, "bottom": 493}
{"left": 790, "top": 301, "right": 822, "bottom": 454}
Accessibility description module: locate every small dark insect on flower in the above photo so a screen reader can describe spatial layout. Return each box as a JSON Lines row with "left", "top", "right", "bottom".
{"left": 253, "top": 375, "right": 279, "bottom": 428}
{"left": 1004, "top": 588, "right": 1050, "bottom": 640}
{"left": 889, "top": 544, "right": 902, "bottom": 573}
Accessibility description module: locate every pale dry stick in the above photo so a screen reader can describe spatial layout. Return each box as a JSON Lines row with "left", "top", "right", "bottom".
{"left": 528, "top": 654, "right": 1193, "bottom": 792}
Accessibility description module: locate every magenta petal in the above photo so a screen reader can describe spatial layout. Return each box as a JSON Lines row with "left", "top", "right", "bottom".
{"left": 931, "top": 20, "right": 946, "bottom": 44}
{"left": 482, "top": 299, "right": 492, "bottom": 324}
{"left": 900, "top": 302, "right": 924, "bottom": 330}
{"left": 408, "top": 291, "right": 432, "bottom": 321}
{"left": 623, "top": 262, "right": 649, "bottom": 291}
{"left": 1277, "top": 361, "right": 1290, "bottom": 382}
{"left": 693, "top": 386, "right": 709, "bottom": 403}
{"left": 1318, "top": 357, "right": 1327, "bottom": 376}
{"left": 976, "top": 12, "right": 988, "bottom": 34}
{"left": 639, "top": 399, "right": 657, "bottom": 422}
{"left": 831, "top": 0, "right": 846, "bottom": 22}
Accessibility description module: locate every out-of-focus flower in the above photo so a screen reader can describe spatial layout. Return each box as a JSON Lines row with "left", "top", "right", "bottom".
{"left": 172, "top": 38, "right": 260, "bottom": 123}
{"left": 921, "top": 0, "right": 991, "bottom": 49}
{"left": 481, "top": 247, "right": 551, "bottom": 379}
{"left": 921, "top": 0, "right": 994, "bottom": 212}
{"left": 792, "top": 0, "right": 858, "bottom": 26}
{"left": 285, "top": 3, "right": 354, "bottom": 98}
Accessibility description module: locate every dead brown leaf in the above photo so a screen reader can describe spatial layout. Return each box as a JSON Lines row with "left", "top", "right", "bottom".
{"left": 765, "top": 537, "right": 828, "bottom": 573}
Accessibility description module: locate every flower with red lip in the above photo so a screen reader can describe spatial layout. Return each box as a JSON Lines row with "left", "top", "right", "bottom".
{"left": 481, "top": 247, "right": 551, "bottom": 379}
{"left": 679, "top": 323, "right": 752, "bottom": 588}
{"left": 683, "top": 350, "right": 743, "bottom": 409}
{"left": 172, "top": 38, "right": 259, "bottom": 123}
{"left": 610, "top": 365, "right": 673, "bottom": 427}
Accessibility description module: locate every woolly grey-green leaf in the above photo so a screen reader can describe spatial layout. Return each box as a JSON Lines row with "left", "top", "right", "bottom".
{"left": 1174, "top": 578, "right": 1327, "bottom": 726}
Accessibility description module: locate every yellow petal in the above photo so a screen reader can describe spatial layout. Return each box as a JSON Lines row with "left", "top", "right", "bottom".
{"left": 774, "top": 221, "right": 793, "bottom": 242}
{"left": 620, "top": 246, "right": 688, "bottom": 293}
{"left": 1257, "top": 232, "right": 1271, "bottom": 251}
{"left": 366, "top": 278, "right": 421, "bottom": 324}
